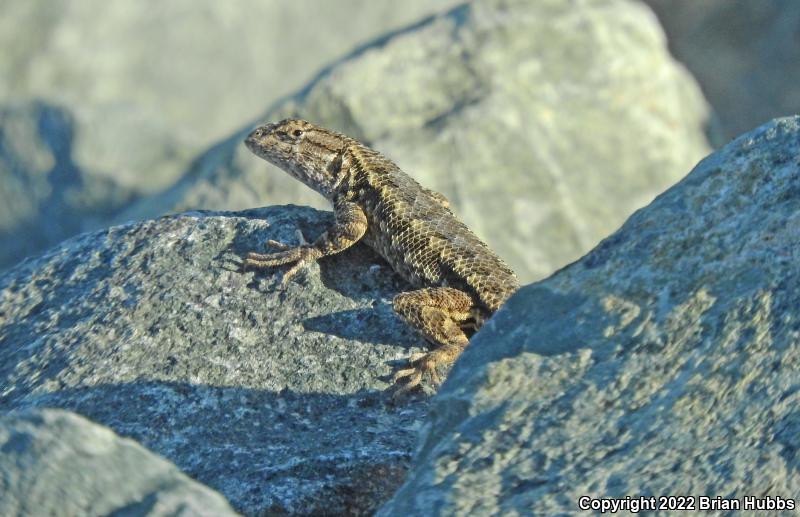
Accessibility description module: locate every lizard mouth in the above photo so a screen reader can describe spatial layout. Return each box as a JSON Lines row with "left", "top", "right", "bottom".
{"left": 244, "top": 124, "right": 273, "bottom": 152}
{"left": 244, "top": 124, "right": 285, "bottom": 164}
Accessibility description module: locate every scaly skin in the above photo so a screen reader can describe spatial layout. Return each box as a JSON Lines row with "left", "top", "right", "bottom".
{"left": 242, "top": 119, "right": 519, "bottom": 395}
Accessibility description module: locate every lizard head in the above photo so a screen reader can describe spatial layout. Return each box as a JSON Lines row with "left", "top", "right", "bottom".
{"left": 245, "top": 119, "right": 346, "bottom": 199}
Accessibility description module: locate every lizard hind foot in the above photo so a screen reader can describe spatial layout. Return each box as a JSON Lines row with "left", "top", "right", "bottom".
{"left": 392, "top": 367, "right": 426, "bottom": 399}
{"left": 391, "top": 350, "right": 451, "bottom": 399}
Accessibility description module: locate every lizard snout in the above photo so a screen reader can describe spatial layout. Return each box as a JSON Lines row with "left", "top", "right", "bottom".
{"left": 245, "top": 124, "right": 273, "bottom": 149}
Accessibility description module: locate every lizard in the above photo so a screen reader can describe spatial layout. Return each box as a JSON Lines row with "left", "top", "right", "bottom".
{"left": 241, "top": 119, "right": 520, "bottom": 396}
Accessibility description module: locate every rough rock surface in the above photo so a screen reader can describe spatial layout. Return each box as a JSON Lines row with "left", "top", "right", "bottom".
{"left": 0, "top": 205, "right": 430, "bottom": 516}
{"left": 379, "top": 118, "right": 800, "bottom": 515}
{"left": 0, "top": 0, "right": 459, "bottom": 270}
{"left": 0, "top": 102, "right": 132, "bottom": 271}
{"left": 643, "top": 0, "right": 800, "bottom": 143}
{"left": 0, "top": 408, "right": 239, "bottom": 517}
{"left": 124, "top": 0, "right": 711, "bottom": 283}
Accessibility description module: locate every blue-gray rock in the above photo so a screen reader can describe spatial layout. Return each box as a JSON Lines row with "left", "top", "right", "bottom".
{"left": 379, "top": 118, "right": 800, "bottom": 515}
{"left": 0, "top": 409, "right": 240, "bottom": 517}
{"left": 0, "top": 102, "right": 131, "bottom": 271}
{"left": 0, "top": 205, "right": 428, "bottom": 516}
{"left": 122, "top": 0, "right": 711, "bottom": 283}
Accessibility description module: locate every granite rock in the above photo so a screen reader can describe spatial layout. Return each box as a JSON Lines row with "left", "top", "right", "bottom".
{"left": 0, "top": 408, "right": 239, "bottom": 517}
{"left": 0, "top": 205, "right": 429, "bottom": 516}
{"left": 379, "top": 118, "right": 800, "bottom": 515}
{"left": 0, "top": 0, "right": 459, "bottom": 192}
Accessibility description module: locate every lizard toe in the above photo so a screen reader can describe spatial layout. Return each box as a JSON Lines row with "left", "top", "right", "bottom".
{"left": 392, "top": 370, "right": 423, "bottom": 399}
{"left": 280, "top": 259, "right": 309, "bottom": 286}
{"left": 392, "top": 366, "right": 417, "bottom": 383}
{"left": 408, "top": 352, "right": 428, "bottom": 363}
{"left": 391, "top": 350, "right": 441, "bottom": 397}
{"left": 265, "top": 239, "right": 291, "bottom": 251}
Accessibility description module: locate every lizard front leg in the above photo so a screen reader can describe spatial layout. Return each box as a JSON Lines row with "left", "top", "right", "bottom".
{"left": 243, "top": 201, "right": 367, "bottom": 285}
{"left": 392, "top": 287, "right": 475, "bottom": 396}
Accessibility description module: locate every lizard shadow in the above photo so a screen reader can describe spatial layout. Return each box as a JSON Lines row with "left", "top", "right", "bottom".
{"left": 301, "top": 307, "right": 420, "bottom": 350}
{"left": 302, "top": 247, "right": 424, "bottom": 350}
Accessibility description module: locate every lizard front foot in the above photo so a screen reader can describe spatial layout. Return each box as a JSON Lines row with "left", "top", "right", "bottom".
{"left": 242, "top": 231, "right": 321, "bottom": 286}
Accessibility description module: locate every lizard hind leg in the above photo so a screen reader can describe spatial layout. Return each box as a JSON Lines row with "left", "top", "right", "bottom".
{"left": 391, "top": 287, "right": 475, "bottom": 396}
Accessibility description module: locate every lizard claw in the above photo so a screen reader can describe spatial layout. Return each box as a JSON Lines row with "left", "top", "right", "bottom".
{"left": 265, "top": 229, "right": 308, "bottom": 252}
{"left": 265, "top": 239, "right": 291, "bottom": 251}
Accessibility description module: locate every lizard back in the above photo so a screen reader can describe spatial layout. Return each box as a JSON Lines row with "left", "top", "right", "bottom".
{"left": 338, "top": 143, "right": 520, "bottom": 315}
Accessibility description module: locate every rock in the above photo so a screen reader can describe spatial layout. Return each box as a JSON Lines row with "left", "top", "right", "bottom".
{"left": 125, "top": 0, "right": 711, "bottom": 283}
{"left": 0, "top": 408, "right": 239, "bottom": 517}
{"left": 643, "top": 0, "right": 800, "bottom": 143}
{"left": 378, "top": 118, "right": 800, "bottom": 515}
{"left": 0, "top": 1, "right": 459, "bottom": 191}
{"left": 0, "top": 205, "right": 429, "bottom": 516}
{"left": 0, "top": 102, "right": 132, "bottom": 271}
{"left": 0, "top": 0, "right": 460, "bottom": 270}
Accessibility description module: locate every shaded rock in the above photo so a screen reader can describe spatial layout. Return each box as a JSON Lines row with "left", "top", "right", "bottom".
{"left": 125, "top": 0, "right": 711, "bottom": 283}
{"left": 643, "top": 0, "right": 800, "bottom": 143}
{"left": 379, "top": 117, "right": 800, "bottom": 515}
{"left": 0, "top": 205, "right": 429, "bottom": 516}
{"left": 0, "top": 102, "right": 132, "bottom": 271}
{"left": 0, "top": 408, "right": 239, "bottom": 517}
{"left": 0, "top": 0, "right": 460, "bottom": 197}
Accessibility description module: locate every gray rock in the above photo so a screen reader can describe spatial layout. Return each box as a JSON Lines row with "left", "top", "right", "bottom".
{"left": 0, "top": 205, "right": 429, "bottom": 516}
{"left": 0, "top": 1, "right": 460, "bottom": 270}
{"left": 379, "top": 118, "right": 800, "bottom": 515}
{"left": 0, "top": 102, "right": 132, "bottom": 271}
{"left": 0, "top": 408, "right": 239, "bottom": 517}
{"left": 643, "top": 0, "right": 800, "bottom": 143}
{"left": 129, "top": 0, "right": 711, "bottom": 283}
{"left": 0, "top": 1, "right": 461, "bottom": 175}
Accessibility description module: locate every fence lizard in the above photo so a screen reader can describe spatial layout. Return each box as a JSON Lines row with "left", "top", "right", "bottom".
{"left": 242, "top": 119, "right": 519, "bottom": 396}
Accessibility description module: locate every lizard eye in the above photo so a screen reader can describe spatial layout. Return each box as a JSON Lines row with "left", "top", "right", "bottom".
{"left": 292, "top": 129, "right": 304, "bottom": 138}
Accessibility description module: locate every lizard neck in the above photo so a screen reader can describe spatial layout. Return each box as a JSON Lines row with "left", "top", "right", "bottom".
{"left": 332, "top": 146, "right": 370, "bottom": 201}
